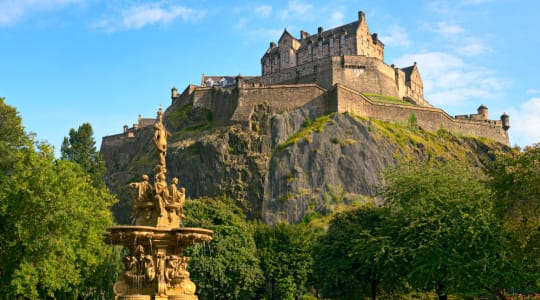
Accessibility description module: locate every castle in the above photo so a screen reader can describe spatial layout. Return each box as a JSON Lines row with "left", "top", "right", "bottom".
{"left": 110, "top": 11, "right": 510, "bottom": 145}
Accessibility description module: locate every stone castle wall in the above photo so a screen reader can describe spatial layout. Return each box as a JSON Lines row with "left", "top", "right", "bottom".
{"left": 257, "top": 55, "right": 427, "bottom": 107}
{"left": 336, "top": 56, "right": 399, "bottom": 98}
{"left": 231, "top": 84, "right": 328, "bottom": 125}
{"left": 335, "top": 85, "right": 509, "bottom": 144}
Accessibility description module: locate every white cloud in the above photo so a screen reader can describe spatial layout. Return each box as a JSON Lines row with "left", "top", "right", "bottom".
{"left": 235, "top": 17, "right": 248, "bottom": 30}
{"left": 280, "top": 0, "right": 313, "bottom": 19}
{"left": 456, "top": 41, "right": 489, "bottom": 56}
{"left": 380, "top": 25, "right": 410, "bottom": 48}
{"left": 527, "top": 89, "right": 540, "bottom": 94}
{"left": 435, "top": 22, "right": 464, "bottom": 35}
{"left": 0, "top": 0, "right": 82, "bottom": 26}
{"left": 255, "top": 5, "right": 272, "bottom": 18}
{"left": 394, "top": 51, "right": 506, "bottom": 108}
{"left": 93, "top": 3, "right": 204, "bottom": 32}
{"left": 508, "top": 97, "right": 540, "bottom": 146}
{"left": 328, "top": 11, "right": 344, "bottom": 28}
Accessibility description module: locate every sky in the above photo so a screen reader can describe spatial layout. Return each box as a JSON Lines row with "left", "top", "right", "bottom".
{"left": 1, "top": 0, "right": 539, "bottom": 155}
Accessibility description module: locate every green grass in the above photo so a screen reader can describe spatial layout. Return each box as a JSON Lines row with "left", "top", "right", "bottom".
{"left": 277, "top": 114, "right": 334, "bottom": 152}
{"left": 362, "top": 93, "right": 413, "bottom": 106}
{"left": 168, "top": 103, "right": 213, "bottom": 135}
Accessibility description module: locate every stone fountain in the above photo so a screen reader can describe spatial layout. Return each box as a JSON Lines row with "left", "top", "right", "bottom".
{"left": 104, "top": 107, "right": 213, "bottom": 300}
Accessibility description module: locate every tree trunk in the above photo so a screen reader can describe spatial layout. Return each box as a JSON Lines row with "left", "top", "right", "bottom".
{"left": 370, "top": 279, "right": 379, "bottom": 300}
{"left": 437, "top": 283, "right": 448, "bottom": 300}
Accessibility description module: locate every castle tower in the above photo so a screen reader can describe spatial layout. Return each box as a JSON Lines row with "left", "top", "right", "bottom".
{"left": 501, "top": 113, "right": 510, "bottom": 131}
{"left": 477, "top": 104, "right": 488, "bottom": 120}
{"left": 171, "top": 86, "right": 178, "bottom": 99}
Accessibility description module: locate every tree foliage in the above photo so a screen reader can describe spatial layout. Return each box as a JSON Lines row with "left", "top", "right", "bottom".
{"left": 0, "top": 99, "right": 117, "bottom": 299}
{"left": 381, "top": 160, "right": 511, "bottom": 299}
{"left": 61, "top": 122, "right": 106, "bottom": 187}
{"left": 313, "top": 205, "right": 402, "bottom": 300}
{"left": 183, "top": 196, "right": 264, "bottom": 300}
{"left": 486, "top": 145, "right": 540, "bottom": 292}
{"left": 254, "top": 222, "right": 321, "bottom": 299}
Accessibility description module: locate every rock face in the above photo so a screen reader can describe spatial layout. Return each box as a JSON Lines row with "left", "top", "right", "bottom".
{"left": 101, "top": 103, "right": 506, "bottom": 224}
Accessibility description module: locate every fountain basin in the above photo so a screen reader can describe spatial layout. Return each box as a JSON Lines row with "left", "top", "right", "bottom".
{"left": 105, "top": 226, "right": 213, "bottom": 249}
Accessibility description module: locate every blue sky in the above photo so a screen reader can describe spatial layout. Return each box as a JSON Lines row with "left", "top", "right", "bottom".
{"left": 1, "top": 0, "right": 539, "bottom": 154}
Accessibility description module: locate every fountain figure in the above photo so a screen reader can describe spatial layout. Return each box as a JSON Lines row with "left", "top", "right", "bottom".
{"left": 105, "top": 107, "right": 212, "bottom": 300}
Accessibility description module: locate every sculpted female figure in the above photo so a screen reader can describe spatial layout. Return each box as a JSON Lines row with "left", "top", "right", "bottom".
{"left": 153, "top": 108, "right": 168, "bottom": 167}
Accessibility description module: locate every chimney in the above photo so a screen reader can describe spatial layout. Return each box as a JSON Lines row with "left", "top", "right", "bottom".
{"left": 300, "top": 30, "right": 309, "bottom": 40}
{"left": 358, "top": 11, "right": 365, "bottom": 21}
{"left": 318, "top": 26, "right": 323, "bottom": 34}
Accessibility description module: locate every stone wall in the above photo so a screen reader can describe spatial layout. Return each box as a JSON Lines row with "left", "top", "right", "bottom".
{"left": 335, "top": 56, "right": 399, "bottom": 98}
{"left": 259, "top": 55, "right": 427, "bottom": 106}
{"left": 231, "top": 84, "right": 328, "bottom": 125}
{"left": 335, "top": 84, "right": 509, "bottom": 144}
{"left": 164, "top": 80, "right": 508, "bottom": 146}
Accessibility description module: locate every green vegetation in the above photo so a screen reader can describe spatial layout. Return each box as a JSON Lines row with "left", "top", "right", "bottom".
{"left": 362, "top": 93, "right": 413, "bottom": 106}
{"left": 277, "top": 114, "right": 333, "bottom": 151}
{"left": 0, "top": 98, "right": 118, "bottom": 299}
{"left": 61, "top": 122, "right": 107, "bottom": 188}
{"left": 184, "top": 196, "right": 264, "bottom": 300}
{"left": 168, "top": 102, "right": 213, "bottom": 135}
{"left": 360, "top": 116, "right": 502, "bottom": 163}
{"left": 254, "top": 222, "right": 322, "bottom": 300}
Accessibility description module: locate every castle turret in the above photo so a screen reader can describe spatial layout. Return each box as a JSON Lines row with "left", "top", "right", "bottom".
{"left": 501, "top": 113, "right": 510, "bottom": 131}
{"left": 171, "top": 86, "right": 178, "bottom": 99}
{"left": 477, "top": 104, "right": 488, "bottom": 120}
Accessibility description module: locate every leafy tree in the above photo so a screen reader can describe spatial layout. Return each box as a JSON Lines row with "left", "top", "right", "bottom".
{"left": 313, "top": 205, "right": 402, "bottom": 300}
{"left": 183, "top": 196, "right": 264, "bottom": 300}
{"left": 381, "top": 160, "right": 511, "bottom": 299}
{"left": 0, "top": 99, "right": 118, "bottom": 299}
{"left": 61, "top": 122, "right": 106, "bottom": 187}
{"left": 254, "top": 222, "right": 321, "bottom": 299}
{"left": 486, "top": 145, "right": 540, "bottom": 292}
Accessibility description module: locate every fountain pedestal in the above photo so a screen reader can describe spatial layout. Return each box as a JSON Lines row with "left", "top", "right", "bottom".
{"left": 105, "top": 107, "right": 212, "bottom": 299}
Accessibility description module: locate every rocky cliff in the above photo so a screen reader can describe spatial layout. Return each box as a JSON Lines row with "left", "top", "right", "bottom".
{"left": 101, "top": 102, "right": 507, "bottom": 224}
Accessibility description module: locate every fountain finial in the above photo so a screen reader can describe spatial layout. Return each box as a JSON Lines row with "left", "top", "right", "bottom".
{"left": 153, "top": 107, "right": 168, "bottom": 169}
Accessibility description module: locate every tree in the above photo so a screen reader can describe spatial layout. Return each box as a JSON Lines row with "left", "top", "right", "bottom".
{"left": 254, "top": 222, "right": 321, "bottom": 299}
{"left": 183, "top": 196, "right": 264, "bottom": 300}
{"left": 486, "top": 145, "right": 540, "bottom": 293}
{"left": 381, "top": 160, "right": 511, "bottom": 299}
{"left": 61, "top": 122, "right": 106, "bottom": 187}
{"left": 313, "top": 205, "right": 402, "bottom": 300}
{"left": 0, "top": 99, "right": 118, "bottom": 299}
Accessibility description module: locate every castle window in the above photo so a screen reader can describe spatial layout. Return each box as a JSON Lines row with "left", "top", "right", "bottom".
{"left": 308, "top": 44, "right": 312, "bottom": 55}
{"left": 329, "top": 38, "right": 334, "bottom": 48}
{"left": 341, "top": 35, "right": 346, "bottom": 45}
{"left": 274, "top": 57, "right": 279, "bottom": 65}
{"left": 284, "top": 52, "right": 289, "bottom": 63}
{"left": 318, "top": 40, "right": 323, "bottom": 52}
{"left": 366, "top": 38, "right": 369, "bottom": 48}
{"left": 347, "top": 48, "right": 352, "bottom": 55}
